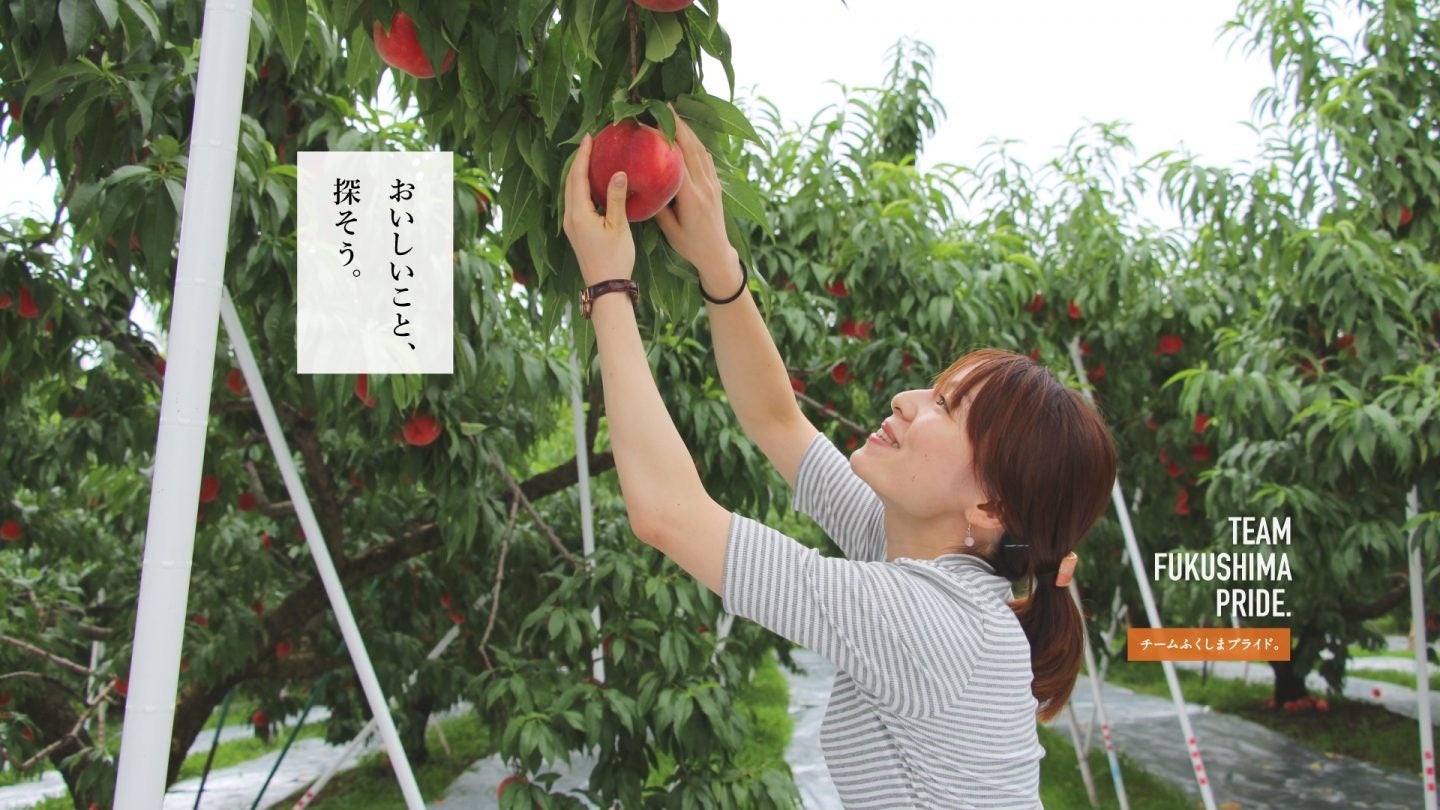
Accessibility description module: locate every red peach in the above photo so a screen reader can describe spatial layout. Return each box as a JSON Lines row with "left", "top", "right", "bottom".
{"left": 588, "top": 120, "right": 683, "bottom": 222}
{"left": 17, "top": 286, "right": 39, "bottom": 319}
{"left": 403, "top": 413, "right": 442, "bottom": 446}
{"left": 354, "top": 374, "right": 376, "bottom": 407}
{"left": 372, "top": 12, "right": 455, "bottom": 79}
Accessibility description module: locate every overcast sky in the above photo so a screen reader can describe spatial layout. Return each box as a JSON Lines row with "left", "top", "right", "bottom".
{"left": 3, "top": 1, "right": 1358, "bottom": 235}
{"left": 718, "top": 0, "right": 1302, "bottom": 169}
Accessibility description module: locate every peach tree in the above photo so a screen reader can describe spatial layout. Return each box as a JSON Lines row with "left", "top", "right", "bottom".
{"left": 1150, "top": 0, "right": 1440, "bottom": 703}
{"left": 0, "top": 1, "right": 789, "bottom": 807}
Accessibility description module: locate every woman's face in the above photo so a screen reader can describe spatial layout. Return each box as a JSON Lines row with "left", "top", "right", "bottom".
{"left": 850, "top": 371, "right": 988, "bottom": 525}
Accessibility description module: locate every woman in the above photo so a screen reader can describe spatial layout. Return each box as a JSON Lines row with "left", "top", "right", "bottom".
{"left": 562, "top": 113, "right": 1117, "bottom": 808}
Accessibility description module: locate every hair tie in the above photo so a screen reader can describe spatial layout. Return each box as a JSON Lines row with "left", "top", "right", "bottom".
{"left": 1038, "top": 552, "right": 1078, "bottom": 587}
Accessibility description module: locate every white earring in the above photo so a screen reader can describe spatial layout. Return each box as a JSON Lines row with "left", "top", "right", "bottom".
{"left": 964, "top": 523, "right": 975, "bottom": 548}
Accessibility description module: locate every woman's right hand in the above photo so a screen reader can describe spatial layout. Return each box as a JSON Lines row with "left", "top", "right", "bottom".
{"left": 655, "top": 110, "right": 740, "bottom": 277}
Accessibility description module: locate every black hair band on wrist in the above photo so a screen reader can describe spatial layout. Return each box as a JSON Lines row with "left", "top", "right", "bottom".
{"left": 699, "top": 260, "right": 749, "bottom": 305}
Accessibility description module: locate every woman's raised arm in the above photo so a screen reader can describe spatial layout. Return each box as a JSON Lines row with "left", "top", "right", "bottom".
{"left": 655, "top": 115, "right": 819, "bottom": 488}
{"left": 562, "top": 132, "right": 731, "bottom": 595}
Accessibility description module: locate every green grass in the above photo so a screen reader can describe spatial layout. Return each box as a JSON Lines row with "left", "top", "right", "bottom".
{"left": 1350, "top": 667, "right": 1440, "bottom": 692}
{"left": 288, "top": 653, "right": 795, "bottom": 807}
{"left": 1107, "top": 658, "right": 1437, "bottom": 774}
{"left": 0, "top": 764, "right": 45, "bottom": 788}
{"left": 274, "top": 711, "right": 496, "bottom": 810}
{"left": 731, "top": 650, "right": 794, "bottom": 770}
{"left": 1349, "top": 644, "right": 1415, "bottom": 659}
{"left": 199, "top": 695, "right": 259, "bottom": 732}
{"left": 175, "top": 722, "right": 328, "bottom": 781}
{"left": 1037, "top": 724, "right": 1195, "bottom": 809}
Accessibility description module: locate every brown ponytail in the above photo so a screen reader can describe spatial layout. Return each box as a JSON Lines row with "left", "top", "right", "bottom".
{"left": 1011, "top": 574, "right": 1086, "bottom": 721}
{"left": 934, "top": 349, "right": 1117, "bottom": 721}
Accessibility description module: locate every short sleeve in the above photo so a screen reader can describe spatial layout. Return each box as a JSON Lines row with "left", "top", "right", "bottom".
{"left": 792, "top": 434, "right": 886, "bottom": 562}
{"left": 722, "top": 513, "right": 988, "bottom": 715}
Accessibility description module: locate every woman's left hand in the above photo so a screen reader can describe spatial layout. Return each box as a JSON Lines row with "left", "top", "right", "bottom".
{"left": 563, "top": 132, "right": 635, "bottom": 285}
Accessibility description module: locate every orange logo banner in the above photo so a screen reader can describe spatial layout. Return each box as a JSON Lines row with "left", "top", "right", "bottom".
{"left": 1127, "top": 628, "right": 1290, "bottom": 661}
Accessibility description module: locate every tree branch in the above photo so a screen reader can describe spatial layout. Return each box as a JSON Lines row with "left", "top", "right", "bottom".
{"left": 290, "top": 423, "right": 348, "bottom": 566}
{"left": 795, "top": 390, "right": 870, "bottom": 435}
{"left": 479, "top": 500, "right": 521, "bottom": 671}
{"left": 0, "top": 670, "right": 87, "bottom": 702}
{"left": 1339, "top": 576, "right": 1411, "bottom": 622}
{"left": 0, "top": 635, "right": 90, "bottom": 677}
{"left": 488, "top": 455, "right": 579, "bottom": 568}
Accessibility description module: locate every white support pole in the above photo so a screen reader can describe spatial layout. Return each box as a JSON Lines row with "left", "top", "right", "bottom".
{"left": 1067, "top": 339, "right": 1218, "bottom": 810}
{"left": 570, "top": 318, "right": 604, "bottom": 685}
{"left": 1069, "top": 580, "right": 1129, "bottom": 809}
{"left": 291, "top": 724, "right": 377, "bottom": 810}
{"left": 219, "top": 289, "right": 424, "bottom": 809}
{"left": 113, "top": 3, "right": 253, "bottom": 805}
{"left": 88, "top": 588, "right": 105, "bottom": 706}
{"left": 293, "top": 586, "right": 488, "bottom": 809}
{"left": 1063, "top": 702, "right": 1100, "bottom": 808}
{"left": 1407, "top": 486, "right": 1438, "bottom": 808}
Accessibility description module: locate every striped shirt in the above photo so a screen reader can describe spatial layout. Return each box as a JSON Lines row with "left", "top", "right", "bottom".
{"left": 722, "top": 434, "right": 1044, "bottom": 808}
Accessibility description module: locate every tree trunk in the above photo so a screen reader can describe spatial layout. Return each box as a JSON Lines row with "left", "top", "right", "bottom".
{"left": 400, "top": 694, "right": 435, "bottom": 768}
{"left": 1270, "top": 658, "right": 1309, "bottom": 703}
{"left": 24, "top": 680, "right": 112, "bottom": 810}
{"left": 167, "top": 680, "right": 234, "bottom": 787}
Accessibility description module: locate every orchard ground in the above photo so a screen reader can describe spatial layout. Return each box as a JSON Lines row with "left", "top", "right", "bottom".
{"left": 5, "top": 638, "right": 1438, "bottom": 809}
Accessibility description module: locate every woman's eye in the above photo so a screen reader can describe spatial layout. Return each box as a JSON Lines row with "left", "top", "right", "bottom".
{"left": 936, "top": 394, "right": 947, "bottom": 409}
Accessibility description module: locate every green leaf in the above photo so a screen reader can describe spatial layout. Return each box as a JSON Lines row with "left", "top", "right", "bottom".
{"left": 117, "top": 0, "right": 161, "bottom": 50}
{"left": 644, "top": 13, "right": 684, "bottom": 64}
{"left": 269, "top": 0, "right": 309, "bottom": 71}
{"left": 721, "top": 174, "right": 769, "bottom": 233}
{"left": 645, "top": 98, "right": 676, "bottom": 140}
{"left": 517, "top": 0, "right": 554, "bottom": 50}
{"left": 673, "top": 92, "right": 759, "bottom": 143}
{"left": 58, "top": 0, "right": 99, "bottom": 58}
{"left": 344, "top": 23, "right": 384, "bottom": 99}
{"left": 105, "top": 164, "right": 151, "bottom": 186}
{"left": 692, "top": 14, "right": 734, "bottom": 96}
{"left": 138, "top": 196, "right": 176, "bottom": 272}
{"left": 163, "top": 178, "right": 185, "bottom": 217}
{"left": 570, "top": 0, "right": 599, "bottom": 62}
{"left": 23, "top": 62, "right": 103, "bottom": 103}
{"left": 324, "top": 0, "right": 366, "bottom": 33}
{"left": 93, "top": 0, "right": 119, "bottom": 29}
{"left": 499, "top": 168, "right": 544, "bottom": 252}
{"left": 535, "top": 33, "right": 572, "bottom": 139}
{"left": 124, "top": 78, "right": 154, "bottom": 134}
